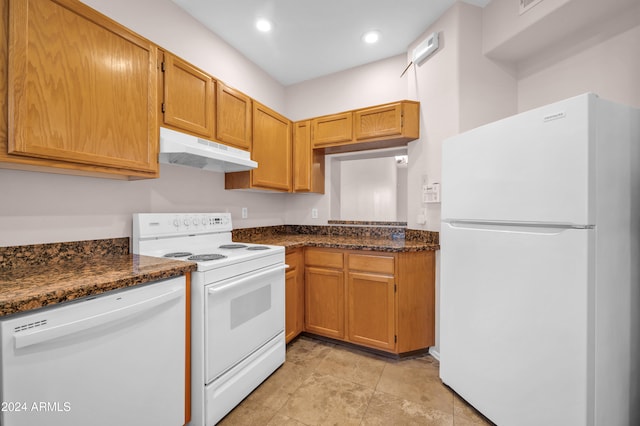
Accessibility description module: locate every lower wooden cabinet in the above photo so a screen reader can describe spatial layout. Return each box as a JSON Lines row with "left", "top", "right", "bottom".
{"left": 347, "top": 271, "right": 395, "bottom": 351}
{"left": 301, "top": 247, "right": 435, "bottom": 354}
{"left": 304, "top": 266, "right": 345, "bottom": 339}
{"left": 285, "top": 248, "right": 304, "bottom": 343}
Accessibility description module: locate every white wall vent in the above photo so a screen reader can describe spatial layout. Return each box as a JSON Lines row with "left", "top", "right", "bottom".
{"left": 520, "top": 0, "right": 544, "bottom": 15}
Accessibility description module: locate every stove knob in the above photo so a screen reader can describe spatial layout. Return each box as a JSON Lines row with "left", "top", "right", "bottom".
{"left": 183, "top": 218, "right": 190, "bottom": 226}
{"left": 192, "top": 218, "right": 199, "bottom": 226}
{"left": 202, "top": 218, "right": 208, "bottom": 226}
{"left": 173, "top": 218, "right": 180, "bottom": 228}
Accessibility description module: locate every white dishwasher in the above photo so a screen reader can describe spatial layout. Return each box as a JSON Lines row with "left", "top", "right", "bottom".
{"left": 0, "top": 275, "right": 186, "bottom": 426}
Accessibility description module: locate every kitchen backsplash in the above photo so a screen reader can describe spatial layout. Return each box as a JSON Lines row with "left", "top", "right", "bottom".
{"left": 0, "top": 238, "right": 130, "bottom": 270}
{"left": 232, "top": 225, "right": 438, "bottom": 245}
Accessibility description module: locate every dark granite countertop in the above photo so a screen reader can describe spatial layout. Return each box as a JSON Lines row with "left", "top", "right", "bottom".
{"left": 0, "top": 239, "right": 196, "bottom": 317}
{"left": 237, "top": 234, "right": 437, "bottom": 252}
{"left": 233, "top": 225, "right": 440, "bottom": 252}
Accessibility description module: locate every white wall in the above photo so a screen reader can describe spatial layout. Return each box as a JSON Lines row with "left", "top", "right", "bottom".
{"left": 517, "top": 4, "right": 640, "bottom": 111}
{"left": 0, "top": 164, "right": 289, "bottom": 246}
{"left": 284, "top": 54, "right": 408, "bottom": 121}
{"left": 340, "top": 157, "right": 397, "bottom": 221}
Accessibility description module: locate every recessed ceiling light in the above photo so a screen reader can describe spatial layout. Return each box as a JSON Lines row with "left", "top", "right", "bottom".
{"left": 362, "top": 30, "right": 381, "bottom": 44}
{"left": 256, "top": 18, "right": 272, "bottom": 33}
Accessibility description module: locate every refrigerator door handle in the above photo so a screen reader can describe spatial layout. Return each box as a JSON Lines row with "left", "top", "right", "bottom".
{"left": 445, "top": 220, "right": 594, "bottom": 234}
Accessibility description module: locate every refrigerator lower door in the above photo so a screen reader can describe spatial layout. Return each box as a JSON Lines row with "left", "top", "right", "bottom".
{"left": 440, "top": 221, "right": 594, "bottom": 426}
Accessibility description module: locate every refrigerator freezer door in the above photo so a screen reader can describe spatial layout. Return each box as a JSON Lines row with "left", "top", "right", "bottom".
{"left": 442, "top": 93, "right": 594, "bottom": 226}
{"left": 439, "top": 222, "right": 593, "bottom": 426}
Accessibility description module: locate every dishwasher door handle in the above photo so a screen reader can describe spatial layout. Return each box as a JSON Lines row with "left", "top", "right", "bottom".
{"left": 13, "top": 286, "right": 184, "bottom": 350}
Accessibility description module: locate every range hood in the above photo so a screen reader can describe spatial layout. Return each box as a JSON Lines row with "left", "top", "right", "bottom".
{"left": 158, "top": 127, "right": 257, "bottom": 172}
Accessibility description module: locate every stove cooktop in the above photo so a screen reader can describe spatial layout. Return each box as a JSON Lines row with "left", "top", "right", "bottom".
{"left": 133, "top": 213, "right": 284, "bottom": 272}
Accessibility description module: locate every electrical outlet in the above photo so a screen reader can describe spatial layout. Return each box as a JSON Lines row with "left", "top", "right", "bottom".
{"left": 241, "top": 207, "right": 248, "bottom": 219}
{"left": 311, "top": 208, "right": 318, "bottom": 219}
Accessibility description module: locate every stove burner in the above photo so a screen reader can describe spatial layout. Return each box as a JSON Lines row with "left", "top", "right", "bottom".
{"left": 164, "top": 252, "right": 193, "bottom": 258}
{"left": 247, "top": 246, "right": 270, "bottom": 251}
{"left": 219, "top": 244, "right": 248, "bottom": 249}
{"left": 188, "top": 254, "right": 227, "bottom": 261}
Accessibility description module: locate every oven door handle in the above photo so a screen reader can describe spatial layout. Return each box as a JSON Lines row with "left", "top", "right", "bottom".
{"left": 207, "top": 264, "right": 287, "bottom": 295}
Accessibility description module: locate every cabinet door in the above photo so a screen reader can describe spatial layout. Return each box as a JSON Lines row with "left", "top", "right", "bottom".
{"left": 285, "top": 248, "right": 304, "bottom": 343}
{"left": 162, "top": 52, "right": 214, "bottom": 138}
{"left": 216, "top": 83, "right": 251, "bottom": 150}
{"left": 293, "top": 120, "right": 324, "bottom": 193}
{"left": 305, "top": 266, "right": 344, "bottom": 339}
{"left": 285, "top": 268, "right": 298, "bottom": 343}
{"left": 347, "top": 271, "right": 395, "bottom": 351}
{"left": 354, "top": 103, "right": 403, "bottom": 140}
{"left": 311, "top": 112, "right": 353, "bottom": 147}
{"left": 7, "top": 0, "right": 158, "bottom": 174}
{"left": 251, "top": 102, "right": 292, "bottom": 191}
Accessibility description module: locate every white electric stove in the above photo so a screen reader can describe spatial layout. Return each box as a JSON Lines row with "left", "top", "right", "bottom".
{"left": 132, "top": 213, "right": 286, "bottom": 426}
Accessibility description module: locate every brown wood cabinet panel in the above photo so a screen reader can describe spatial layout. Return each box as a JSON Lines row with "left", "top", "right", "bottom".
{"left": 302, "top": 247, "right": 435, "bottom": 355}
{"left": 251, "top": 102, "right": 292, "bottom": 190}
{"left": 225, "top": 102, "right": 291, "bottom": 191}
{"left": 304, "top": 248, "right": 344, "bottom": 269}
{"left": 216, "top": 83, "right": 251, "bottom": 150}
{"left": 285, "top": 248, "right": 304, "bottom": 343}
{"left": 285, "top": 267, "right": 298, "bottom": 343}
{"left": 348, "top": 253, "right": 394, "bottom": 275}
{"left": 304, "top": 266, "right": 345, "bottom": 339}
{"left": 354, "top": 101, "right": 419, "bottom": 142}
{"left": 293, "top": 120, "right": 324, "bottom": 193}
{"left": 162, "top": 52, "right": 214, "bottom": 138}
{"left": 354, "top": 103, "right": 404, "bottom": 140}
{"left": 347, "top": 271, "right": 396, "bottom": 351}
{"left": 396, "top": 251, "right": 436, "bottom": 352}
{"left": 311, "top": 112, "right": 353, "bottom": 148}
{"left": 4, "top": 0, "right": 158, "bottom": 177}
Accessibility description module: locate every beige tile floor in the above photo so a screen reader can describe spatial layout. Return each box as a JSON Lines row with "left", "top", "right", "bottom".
{"left": 218, "top": 335, "right": 494, "bottom": 425}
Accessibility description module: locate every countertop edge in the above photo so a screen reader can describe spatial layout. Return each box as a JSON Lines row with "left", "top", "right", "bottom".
{"left": 0, "top": 257, "right": 196, "bottom": 318}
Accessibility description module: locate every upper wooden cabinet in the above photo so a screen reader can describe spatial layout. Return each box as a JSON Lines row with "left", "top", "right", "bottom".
{"left": 1, "top": 0, "right": 159, "bottom": 178}
{"left": 293, "top": 121, "right": 324, "bottom": 193}
{"left": 225, "top": 102, "right": 292, "bottom": 191}
{"left": 311, "top": 112, "right": 353, "bottom": 148}
{"left": 161, "top": 51, "right": 215, "bottom": 138}
{"left": 216, "top": 83, "right": 252, "bottom": 151}
{"left": 355, "top": 102, "right": 419, "bottom": 141}
{"left": 309, "top": 101, "right": 420, "bottom": 154}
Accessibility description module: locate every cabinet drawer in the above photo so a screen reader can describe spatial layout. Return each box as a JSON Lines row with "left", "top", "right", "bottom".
{"left": 348, "top": 254, "right": 394, "bottom": 274}
{"left": 305, "top": 249, "right": 344, "bottom": 269}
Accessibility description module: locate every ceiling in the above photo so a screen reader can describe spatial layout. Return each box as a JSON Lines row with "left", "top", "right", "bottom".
{"left": 171, "top": 0, "right": 491, "bottom": 86}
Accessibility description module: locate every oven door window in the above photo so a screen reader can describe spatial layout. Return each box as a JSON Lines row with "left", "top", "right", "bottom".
{"left": 205, "top": 265, "right": 285, "bottom": 383}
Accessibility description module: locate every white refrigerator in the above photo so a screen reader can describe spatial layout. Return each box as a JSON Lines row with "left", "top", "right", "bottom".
{"left": 439, "top": 93, "right": 639, "bottom": 426}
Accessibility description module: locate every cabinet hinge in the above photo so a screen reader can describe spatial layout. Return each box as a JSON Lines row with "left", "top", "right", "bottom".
{"left": 400, "top": 112, "right": 404, "bottom": 128}
{"left": 161, "top": 103, "right": 166, "bottom": 113}
{"left": 394, "top": 335, "right": 397, "bottom": 343}
{"left": 161, "top": 61, "right": 166, "bottom": 72}
{"left": 394, "top": 284, "right": 397, "bottom": 293}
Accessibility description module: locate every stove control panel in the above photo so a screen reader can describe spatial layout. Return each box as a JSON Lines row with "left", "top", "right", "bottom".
{"left": 134, "top": 213, "right": 232, "bottom": 238}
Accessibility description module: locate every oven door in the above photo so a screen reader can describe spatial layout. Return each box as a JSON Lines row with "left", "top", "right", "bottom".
{"left": 204, "top": 263, "right": 285, "bottom": 383}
